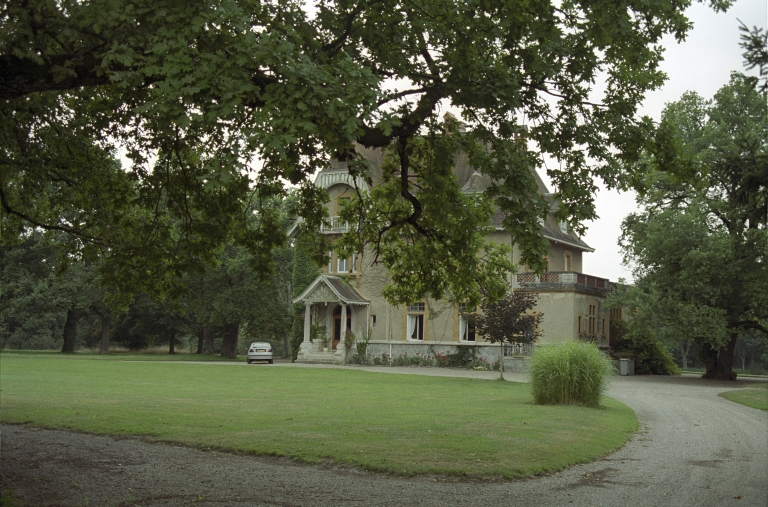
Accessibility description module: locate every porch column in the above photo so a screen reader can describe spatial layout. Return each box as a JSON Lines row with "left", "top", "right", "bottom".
{"left": 337, "top": 303, "right": 348, "bottom": 364}
{"left": 340, "top": 304, "right": 347, "bottom": 342}
{"left": 303, "top": 302, "right": 311, "bottom": 344}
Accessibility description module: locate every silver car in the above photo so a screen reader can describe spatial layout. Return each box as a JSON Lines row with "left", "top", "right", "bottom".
{"left": 246, "top": 342, "right": 273, "bottom": 364}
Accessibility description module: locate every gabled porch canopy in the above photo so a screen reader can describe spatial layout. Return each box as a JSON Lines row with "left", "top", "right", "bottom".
{"left": 293, "top": 275, "right": 369, "bottom": 361}
{"left": 292, "top": 275, "right": 369, "bottom": 306}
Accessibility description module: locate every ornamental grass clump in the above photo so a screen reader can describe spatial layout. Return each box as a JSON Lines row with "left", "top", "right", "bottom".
{"left": 530, "top": 341, "right": 612, "bottom": 407}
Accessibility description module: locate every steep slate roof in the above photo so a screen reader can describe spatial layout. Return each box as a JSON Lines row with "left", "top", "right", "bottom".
{"left": 312, "top": 142, "right": 594, "bottom": 252}
{"left": 460, "top": 170, "right": 487, "bottom": 193}
{"left": 292, "top": 275, "right": 369, "bottom": 305}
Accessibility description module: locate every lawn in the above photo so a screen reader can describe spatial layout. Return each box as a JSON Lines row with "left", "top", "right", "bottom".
{"left": 719, "top": 384, "right": 768, "bottom": 411}
{"left": 0, "top": 352, "right": 637, "bottom": 479}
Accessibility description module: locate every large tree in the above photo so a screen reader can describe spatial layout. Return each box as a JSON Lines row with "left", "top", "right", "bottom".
{"left": 1, "top": 0, "right": 732, "bottom": 304}
{"left": 620, "top": 73, "right": 768, "bottom": 380}
{"left": 0, "top": 231, "right": 105, "bottom": 352}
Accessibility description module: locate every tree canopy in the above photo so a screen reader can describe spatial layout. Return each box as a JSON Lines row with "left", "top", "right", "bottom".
{"left": 619, "top": 72, "right": 768, "bottom": 380}
{"left": 1, "top": 0, "right": 732, "bottom": 304}
{"left": 472, "top": 287, "right": 543, "bottom": 345}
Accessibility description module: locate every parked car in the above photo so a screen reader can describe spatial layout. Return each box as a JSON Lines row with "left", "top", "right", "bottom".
{"left": 247, "top": 342, "right": 273, "bottom": 364}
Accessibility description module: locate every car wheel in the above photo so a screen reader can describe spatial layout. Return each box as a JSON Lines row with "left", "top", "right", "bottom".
{"left": 268, "top": 359, "right": 274, "bottom": 364}
{"left": 247, "top": 359, "right": 252, "bottom": 364}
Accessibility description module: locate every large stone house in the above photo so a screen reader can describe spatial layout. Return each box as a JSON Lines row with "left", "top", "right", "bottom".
{"left": 290, "top": 148, "right": 617, "bottom": 365}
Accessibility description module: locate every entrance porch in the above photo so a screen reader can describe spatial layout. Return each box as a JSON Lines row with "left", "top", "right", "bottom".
{"left": 292, "top": 275, "right": 370, "bottom": 364}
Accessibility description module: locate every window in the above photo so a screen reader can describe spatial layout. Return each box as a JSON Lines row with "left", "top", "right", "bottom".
{"left": 407, "top": 302, "right": 425, "bottom": 340}
{"left": 588, "top": 304, "right": 597, "bottom": 336}
{"left": 336, "top": 196, "right": 350, "bottom": 214}
{"left": 564, "top": 251, "right": 572, "bottom": 272}
{"left": 351, "top": 253, "right": 358, "bottom": 273}
{"left": 337, "top": 256, "right": 349, "bottom": 273}
{"left": 327, "top": 250, "right": 334, "bottom": 273}
{"left": 458, "top": 304, "right": 476, "bottom": 342}
{"left": 578, "top": 316, "right": 582, "bottom": 334}
{"left": 372, "top": 315, "right": 377, "bottom": 327}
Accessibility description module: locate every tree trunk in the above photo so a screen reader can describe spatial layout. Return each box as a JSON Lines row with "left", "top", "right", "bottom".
{"left": 203, "top": 325, "right": 214, "bottom": 355}
{"left": 61, "top": 307, "right": 78, "bottom": 353}
{"left": 168, "top": 330, "right": 176, "bottom": 354}
{"left": 679, "top": 339, "right": 691, "bottom": 370}
{"left": 200, "top": 276, "right": 213, "bottom": 355}
{"left": 283, "top": 331, "right": 291, "bottom": 359}
{"left": 196, "top": 327, "right": 204, "bottom": 354}
{"left": 99, "top": 315, "right": 110, "bottom": 354}
{"left": 221, "top": 323, "right": 239, "bottom": 359}
{"left": 701, "top": 333, "right": 738, "bottom": 380}
{"left": 499, "top": 341, "right": 504, "bottom": 381}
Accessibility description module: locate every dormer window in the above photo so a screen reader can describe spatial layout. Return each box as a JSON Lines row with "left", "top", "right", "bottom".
{"left": 559, "top": 220, "right": 568, "bottom": 233}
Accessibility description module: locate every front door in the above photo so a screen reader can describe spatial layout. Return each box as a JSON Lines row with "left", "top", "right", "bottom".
{"left": 332, "top": 305, "right": 351, "bottom": 350}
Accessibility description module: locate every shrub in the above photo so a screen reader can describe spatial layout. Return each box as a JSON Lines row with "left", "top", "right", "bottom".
{"left": 443, "top": 345, "right": 478, "bottom": 367}
{"left": 355, "top": 331, "right": 371, "bottom": 357}
{"left": 372, "top": 353, "right": 391, "bottom": 366}
{"left": 391, "top": 353, "right": 434, "bottom": 367}
{"left": 612, "top": 320, "right": 680, "bottom": 375}
{"left": 466, "top": 358, "right": 491, "bottom": 370}
{"left": 529, "top": 341, "right": 612, "bottom": 407}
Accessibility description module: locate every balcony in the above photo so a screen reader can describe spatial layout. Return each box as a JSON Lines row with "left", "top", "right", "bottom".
{"left": 320, "top": 216, "right": 351, "bottom": 234}
{"left": 515, "top": 271, "right": 614, "bottom": 294}
{"left": 579, "top": 333, "right": 611, "bottom": 349}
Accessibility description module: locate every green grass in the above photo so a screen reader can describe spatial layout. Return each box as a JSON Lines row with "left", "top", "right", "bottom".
{"left": 0, "top": 352, "right": 637, "bottom": 479}
{"left": 719, "top": 384, "right": 768, "bottom": 411}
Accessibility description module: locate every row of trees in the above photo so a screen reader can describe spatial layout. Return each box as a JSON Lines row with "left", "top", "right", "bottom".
{"left": 1, "top": 194, "right": 318, "bottom": 358}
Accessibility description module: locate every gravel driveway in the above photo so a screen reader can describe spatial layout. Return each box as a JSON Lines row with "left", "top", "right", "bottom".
{"left": 2, "top": 365, "right": 766, "bottom": 507}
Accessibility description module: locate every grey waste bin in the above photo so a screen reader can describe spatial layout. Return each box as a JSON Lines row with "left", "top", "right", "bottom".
{"left": 619, "top": 358, "right": 635, "bottom": 376}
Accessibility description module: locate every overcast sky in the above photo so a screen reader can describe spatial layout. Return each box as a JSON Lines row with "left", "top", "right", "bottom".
{"left": 576, "top": 0, "right": 767, "bottom": 283}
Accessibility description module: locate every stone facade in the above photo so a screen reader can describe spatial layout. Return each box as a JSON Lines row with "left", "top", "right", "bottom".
{"left": 291, "top": 155, "right": 616, "bottom": 365}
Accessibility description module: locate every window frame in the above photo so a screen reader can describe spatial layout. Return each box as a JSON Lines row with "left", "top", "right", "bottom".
{"left": 407, "top": 302, "right": 426, "bottom": 341}
{"left": 458, "top": 304, "right": 476, "bottom": 342}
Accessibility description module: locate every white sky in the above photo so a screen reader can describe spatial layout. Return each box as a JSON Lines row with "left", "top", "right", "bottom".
{"left": 577, "top": 0, "right": 767, "bottom": 283}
